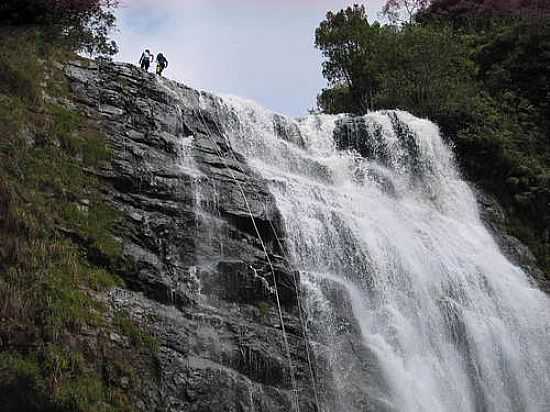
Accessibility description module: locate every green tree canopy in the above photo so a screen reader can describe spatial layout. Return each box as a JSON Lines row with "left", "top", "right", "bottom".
{"left": 315, "top": 5, "right": 392, "bottom": 113}
{"left": 315, "top": 5, "right": 474, "bottom": 118}
{"left": 0, "top": 0, "right": 119, "bottom": 55}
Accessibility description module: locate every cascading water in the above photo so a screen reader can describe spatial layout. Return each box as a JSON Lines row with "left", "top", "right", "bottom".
{"left": 211, "top": 95, "right": 550, "bottom": 412}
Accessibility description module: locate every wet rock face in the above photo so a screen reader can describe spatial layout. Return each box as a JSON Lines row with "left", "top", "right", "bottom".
{"left": 475, "top": 188, "right": 549, "bottom": 291}
{"left": 65, "top": 59, "right": 316, "bottom": 411}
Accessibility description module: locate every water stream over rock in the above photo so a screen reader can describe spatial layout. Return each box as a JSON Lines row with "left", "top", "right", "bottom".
{"left": 220, "top": 97, "right": 550, "bottom": 412}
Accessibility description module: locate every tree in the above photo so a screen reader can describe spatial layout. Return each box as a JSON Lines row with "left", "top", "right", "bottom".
{"left": 315, "top": 5, "right": 474, "bottom": 117}
{"left": 374, "top": 24, "right": 475, "bottom": 119}
{"left": 476, "top": 19, "right": 550, "bottom": 124}
{"left": 382, "top": 0, "right": 432, "bottom": 24}
{"left": 315, "top": 5, "right": 390, "bottom": 112}
{"left": 418, "top": 0, "right": 550, "bottom": 24}
{"left": 0, "top": 0, "right": 119, "bottom": 55}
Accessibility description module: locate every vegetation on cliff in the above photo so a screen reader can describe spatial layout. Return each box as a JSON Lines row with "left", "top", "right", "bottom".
{"left": 315, "top": 0, "right": 550, "bottom": 278}
{"left": 0, "top": 0, "right": 119, "bottom": 56}
{"left": 0, "top": 6, "right": 158, "bottom": 412}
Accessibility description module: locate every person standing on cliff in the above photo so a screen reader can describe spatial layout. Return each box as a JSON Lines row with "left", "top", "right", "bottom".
{"left": 139, "top": 49, "right": 153, "bottom": 71}
{"left": 156, "top": 52, "right": 168, "bottom": 76}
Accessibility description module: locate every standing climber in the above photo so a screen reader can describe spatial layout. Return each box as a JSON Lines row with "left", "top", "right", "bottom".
{"left": 156, "top": 52, "right": 168, "bottom": 76}
{"left": 139, "top": 49, "right": 153, "bottom": 71}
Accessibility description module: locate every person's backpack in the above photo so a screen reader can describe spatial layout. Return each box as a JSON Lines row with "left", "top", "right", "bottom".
{"left": 157, "top": 54, "right": 167, "bottom": 67}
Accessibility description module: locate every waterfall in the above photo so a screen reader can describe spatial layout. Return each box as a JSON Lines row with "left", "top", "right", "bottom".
{"left": 214, "top": 95, "right": 550, "bottom": 412}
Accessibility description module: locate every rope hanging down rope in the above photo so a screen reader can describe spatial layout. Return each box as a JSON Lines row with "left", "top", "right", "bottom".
{"left": 195, "top": 97, "right": 301, "bottom": 412}
{"left": 210, "top": 110, "right": 322, "bottom": 412}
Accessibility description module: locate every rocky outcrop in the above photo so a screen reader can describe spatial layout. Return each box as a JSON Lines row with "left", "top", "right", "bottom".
{"left": 65, "top": 59, "right": 318, "bottom": 411}
{"left": 475, "top": 188, "right": 549, "bottom": 291}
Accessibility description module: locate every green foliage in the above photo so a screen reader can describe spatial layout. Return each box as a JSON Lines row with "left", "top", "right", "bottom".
{"left": 0, "top": 1, "right": 119, "bottom": 56}
{"left": 418, "top": 0, "right": 550, "bottom": 26}
{"left": 257, "top": 302, "right": 271, "bottom": 321}
{"left": 50, "top": 104, "right": 83, "bottom": 151}
{"left": 316, "top": 8, "right": 550, "bottom": 276}
{"left": 48, "top": 104, "right": 111, "bottom": 167}
{"left": 315, "top": 9, "right": 476, "bottom": 116}
{"left": 0, "top": 31, "right": 45, "bottom": 105}
{"left": 1, "top": 347, "right": 124, "bottom": 412}
{"left": 41, "top": 243, "right": 110, "bottom": 337}
{"left": 56, "top": 375, "right": 106, "bottom": 411}
{"left": 0, "top": 353, "right": 54, "bottom": 412}
{"left": 477, "top": 19, "right": 550, "bottom": 125}
{"left": 0, "top": 32, "right": 153, "bottom": 411}
{"left": 315, "top": 5, "right": 388, "bottom": 113}
{"left": 113, "top": 311, "right": 159, "bottom": 353}
{"left": 375, "top": 23, "right": 476, "bottom": 118}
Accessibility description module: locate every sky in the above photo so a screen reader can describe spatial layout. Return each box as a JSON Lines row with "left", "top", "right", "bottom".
{"left": 112, "top": 0, "right": 386, "bottom": 117}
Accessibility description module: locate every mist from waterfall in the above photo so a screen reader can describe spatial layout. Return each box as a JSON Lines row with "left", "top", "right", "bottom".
{"left": 213, "top": 95, "right": 550, "bottom": 412}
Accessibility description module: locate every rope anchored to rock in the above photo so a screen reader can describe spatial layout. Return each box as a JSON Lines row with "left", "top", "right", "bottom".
{"left": 195, "top": 97, "right": 301, "bottom": 412}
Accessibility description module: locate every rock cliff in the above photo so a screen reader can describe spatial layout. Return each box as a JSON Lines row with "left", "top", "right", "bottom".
{"left": 62, "top": 58, "right": 545, "bottom": 412}
{"left": 65, "top": 59, "right": 319, "bottom": 411}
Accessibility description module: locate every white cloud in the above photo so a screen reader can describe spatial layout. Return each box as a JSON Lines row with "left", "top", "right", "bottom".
{"left": 113, "top": 0, "right": 386, "bottom": 116}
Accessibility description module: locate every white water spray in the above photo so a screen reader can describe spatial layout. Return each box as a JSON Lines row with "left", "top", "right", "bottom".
{"left": 217, "top": 96, "right": 550, "bottom": 412}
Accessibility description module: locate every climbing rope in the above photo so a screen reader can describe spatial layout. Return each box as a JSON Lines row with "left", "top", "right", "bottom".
{"left": 208, "top": 107, "right": 321, "bottom": 412}
{"left": 94, "top": 61, "right": 311, "bottom": 408}
{"left": 195, "top": 98, "right": 301, "bottom": 412}
{"left": 267, "top": 220, "right": 321, "bottom": 412}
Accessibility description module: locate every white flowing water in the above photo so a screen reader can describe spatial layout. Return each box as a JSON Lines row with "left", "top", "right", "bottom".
{"left": 215, "top": 96, "right": 550, "bottom": 412}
